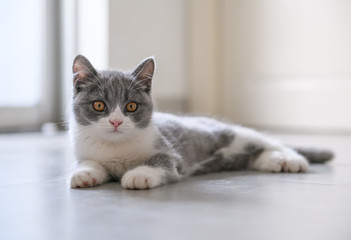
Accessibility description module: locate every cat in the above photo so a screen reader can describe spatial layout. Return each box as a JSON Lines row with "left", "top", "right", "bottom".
{"left": 69, "top": 55, "right": 333, "bottom": 190}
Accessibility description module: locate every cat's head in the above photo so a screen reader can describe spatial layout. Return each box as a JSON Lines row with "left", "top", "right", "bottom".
{"left": 71, "top": 55, "right": 155, "bottom": 141}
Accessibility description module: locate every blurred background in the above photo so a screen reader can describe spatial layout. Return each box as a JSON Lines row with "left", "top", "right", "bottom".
{"left": 1, "top": 0, "right": 351, "bottom": 133}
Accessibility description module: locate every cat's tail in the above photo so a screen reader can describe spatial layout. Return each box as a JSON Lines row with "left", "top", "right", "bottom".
{"left": 293, "top": 147, "right": 334, "bottom": 163}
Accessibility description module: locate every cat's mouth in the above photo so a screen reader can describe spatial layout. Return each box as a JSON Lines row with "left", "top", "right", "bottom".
{"left": 103, "top": 128, "right": 125, "bottom": 139}
{"left": 109, "top": 128, "right": 123, "bottom": 134}
{"left": 99, "top": 127, "right": 120, "bottom": 134}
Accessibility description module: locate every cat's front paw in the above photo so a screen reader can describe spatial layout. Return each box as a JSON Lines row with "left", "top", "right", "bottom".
{"left": 253, "top": 149, "right": 309, "bottom": 173}
{"left": 121, "top": 166, "right": 165, "bottom": 190}
{"left": 70, "top": 168, "right": 107, "bottom": 188}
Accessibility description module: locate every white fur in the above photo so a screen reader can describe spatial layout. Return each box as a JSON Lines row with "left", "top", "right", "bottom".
{"left": 70, "top": 160, "right": 109, "bottom": 188}
{"left": 107, "top": 106, "right": 124, "bottom": 124}
{"left": 252, "top": 148, "right": 309, "bottom": 172}
{"left": 69, "top": 107, "right": 159, "bottom": 187}
{"left": 121, "top": 166, "right": 166, "bottom": 189}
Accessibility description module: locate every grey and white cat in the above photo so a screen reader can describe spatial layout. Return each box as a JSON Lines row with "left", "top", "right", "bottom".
{"left": 69, "top": 55, "right": 333, "bottom": 189}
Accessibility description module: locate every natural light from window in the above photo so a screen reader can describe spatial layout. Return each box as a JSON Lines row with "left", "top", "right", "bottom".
{"left": 0, "top": 0, "right": 44, "bottom": 107}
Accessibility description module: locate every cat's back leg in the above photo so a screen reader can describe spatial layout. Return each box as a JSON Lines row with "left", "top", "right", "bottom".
{"left": 193, "top": 125, "right": 309, "bottom": 174}
{"left": 228, "top": 125, "right": 309, "bottom": 173}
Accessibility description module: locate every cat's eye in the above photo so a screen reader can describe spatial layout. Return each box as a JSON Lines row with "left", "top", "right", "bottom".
{"left": 93, "top": 101, "right": 105, "bottom": 112}
{"left": 125, "top": 101, "right": 138, "bottom": 112}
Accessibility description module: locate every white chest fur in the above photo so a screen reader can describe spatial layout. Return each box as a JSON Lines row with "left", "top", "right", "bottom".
{"left": 71, "top": 123, "right": 159, "bottom": 177}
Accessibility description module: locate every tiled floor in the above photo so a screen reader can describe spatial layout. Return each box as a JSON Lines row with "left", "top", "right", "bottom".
{"left": 0, "top": 132, "right": 350, "bottom": 240}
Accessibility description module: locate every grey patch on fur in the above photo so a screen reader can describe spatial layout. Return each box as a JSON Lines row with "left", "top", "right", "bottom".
{"left": 151, "top": 135, "right": 185, "bottom": 175}
{"left": 192, "top": 153, "right": 223, "bottom": 175}
{"left": 192, "top": 153, "right": 251, "bottom": 175}
{"left": 153, "top": 136, "right": 170, "bottom": 150}
{"left": 223, "top": 154, "right": 251, "bottom": 171}
{"left": 144, "top": 153, "right": 174, "bottom": 171}
{"left": 154, "top": 113, "right": 235, "bottom": 172}
{"left": 192, "top": 142, "right": 264, "bottom": 175}
{"left": 245, "top": 142, "right": 264, "bottom": 156}
{"left": 144, "top": 153, "right": 183, "bottom": 183}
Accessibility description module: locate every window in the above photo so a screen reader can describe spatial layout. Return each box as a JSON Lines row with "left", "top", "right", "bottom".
{"left": 0, "top": 0, "right": 59, "bottom": 130}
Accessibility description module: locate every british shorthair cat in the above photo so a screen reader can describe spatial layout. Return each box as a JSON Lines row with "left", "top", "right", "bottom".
{"left": 69, "top": 55, "right": 333, "bottom": 190}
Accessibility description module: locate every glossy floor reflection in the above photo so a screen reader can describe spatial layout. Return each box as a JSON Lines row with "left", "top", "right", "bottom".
{"left": 0, "top": 133, "right": 350, "bottom": 240}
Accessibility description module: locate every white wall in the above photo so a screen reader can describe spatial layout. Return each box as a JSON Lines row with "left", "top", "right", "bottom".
{"left": 188, "top": 0, "right": 221, "bottom": 115}
{"left": 108, "top": 0, "right": 187, "bottom": 111}
{"left": 220, "top": 0, "right": 351, "bottom": 132}
{"left": 77, "top": 0, "right": 108, "bottom": 69}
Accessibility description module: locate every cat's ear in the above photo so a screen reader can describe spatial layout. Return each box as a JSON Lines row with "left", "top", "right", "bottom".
{"left": 72, "top": 55, "right": 97, "bottom": 87}
{"left": 131, "top": 57, "right": 155, "bottom": 92}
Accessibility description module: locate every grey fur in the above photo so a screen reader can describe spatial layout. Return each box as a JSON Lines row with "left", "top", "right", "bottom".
{"left": 144, "top": 153, "right": 174, "bottom": 171}
{"left": 144, "top": 152, "right": 183, "bottom": 182}
{"left": 152, "top": 113, "right": 240, "bottom": 176}
{"left": 72, "top": 56, "right": 153, "bottom": 128}
{"left": 154, "top": 114, "right": 235, "bottom": 169}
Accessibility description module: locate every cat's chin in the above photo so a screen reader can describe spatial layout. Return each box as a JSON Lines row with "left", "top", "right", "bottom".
{"left": 99, "top": 129, "right": 132, "bottom": 142}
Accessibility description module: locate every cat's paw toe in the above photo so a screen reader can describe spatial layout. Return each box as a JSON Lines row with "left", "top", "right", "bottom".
{"left": 121, "top": 166, "right": 164, "bottom": 190}
{"left": 70, "top": 169, "right": 102, "bottom": 188}
{"left": 284, "top": 156, "right": 309, "bottom": 172}
{"left": 254, "top": 150, "right": 309, "bottom": 173}
{"left": 281, "top": 150, "right": 309, "bottom": 173}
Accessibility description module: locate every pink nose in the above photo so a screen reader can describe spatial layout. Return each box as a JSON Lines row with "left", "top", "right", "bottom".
{"left": 109, "top": 120, "right": 123, "bottom": 128}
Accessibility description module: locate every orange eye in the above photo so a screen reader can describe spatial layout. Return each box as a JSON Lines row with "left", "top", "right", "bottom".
{"left": 126, "top": 101, "right": 138, "bottom": 112}
{"left": 93, "top": 101, "right": 105, "bottom": 112}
